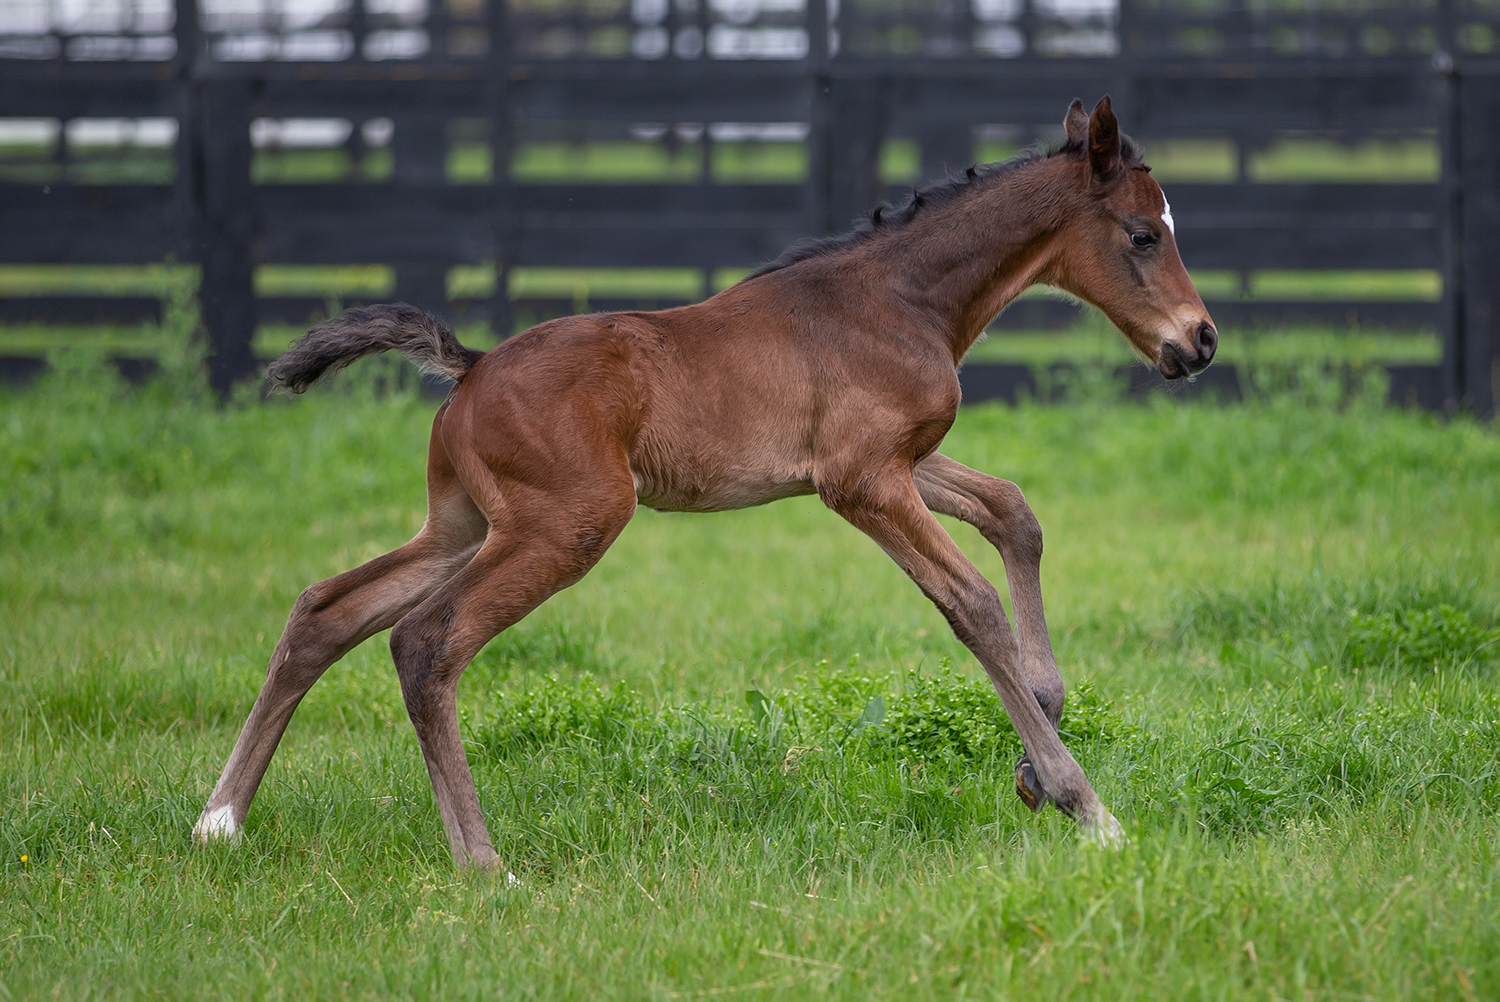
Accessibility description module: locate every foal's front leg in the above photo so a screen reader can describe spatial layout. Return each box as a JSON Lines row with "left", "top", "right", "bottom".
{"left": 914, "top": 453, "right": 1063, "bottom": 812}
{"left": 915, "top": 454, "right": 1062, "bottom": 723}
{"left": 823, "top": 464, "right": 1121, "bottom": 842}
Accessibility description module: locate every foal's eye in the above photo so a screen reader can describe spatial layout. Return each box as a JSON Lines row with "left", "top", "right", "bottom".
{"left": 1131, "top": 231, "right": 1156, "bottom": 248}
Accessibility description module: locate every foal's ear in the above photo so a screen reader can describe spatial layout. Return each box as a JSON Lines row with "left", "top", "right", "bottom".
{"left": 1064, "top": 98, "right": 1089, "bottom": 145}
{"left": 1088, "top": 95, "right": 1122, "bottom": 184}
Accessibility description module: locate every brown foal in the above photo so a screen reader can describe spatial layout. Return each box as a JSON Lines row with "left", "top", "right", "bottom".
{"left": 195, "top": 96, "right": 1216, "bottom": 866}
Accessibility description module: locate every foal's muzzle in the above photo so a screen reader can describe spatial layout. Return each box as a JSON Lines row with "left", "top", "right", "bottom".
{"left": 1157, "top": 321, "right": 1217, "bottom": 380}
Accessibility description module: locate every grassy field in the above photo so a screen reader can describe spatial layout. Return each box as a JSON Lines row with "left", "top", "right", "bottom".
{"left": 2, "top": 364, "right": 1498, "bottom": 998}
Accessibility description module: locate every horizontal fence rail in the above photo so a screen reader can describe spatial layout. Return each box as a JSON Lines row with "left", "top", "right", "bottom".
{"left": 0, "top": 0, "right": 1497, "bottom": 413}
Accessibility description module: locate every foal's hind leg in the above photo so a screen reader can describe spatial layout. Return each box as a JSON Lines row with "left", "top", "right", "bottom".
{"left": 915, "top": 454, "right": 1066, "bottom": 813}
{"left": 195, "top": 436, "right": 486, "bottom": 843}
{"left": 387, "top": 468, "right": 637, "bottom": 868}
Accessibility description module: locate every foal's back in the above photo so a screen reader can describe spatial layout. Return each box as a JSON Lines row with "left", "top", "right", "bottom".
{"left": 454, "top": 266, "right": 958, "bottom": 515}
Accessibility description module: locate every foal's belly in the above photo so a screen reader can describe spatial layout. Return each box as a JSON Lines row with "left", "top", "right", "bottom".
{"left": 631, "top": 466, "right": 816, "bottom": 513}
{"left": 625, "top": 367, "right": 820, "bottom": 512}
{"left": 628, "top": 429, "right": 817, "bottom": 512}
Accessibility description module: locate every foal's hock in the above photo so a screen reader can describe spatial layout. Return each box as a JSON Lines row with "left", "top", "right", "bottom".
{"left": 196, "top": 96, "right": 1215, "bottom": 865}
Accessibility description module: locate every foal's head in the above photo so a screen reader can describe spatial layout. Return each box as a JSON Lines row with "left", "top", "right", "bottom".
{"left": 1047, "top": 97, "right": 1217, "bottom": 380}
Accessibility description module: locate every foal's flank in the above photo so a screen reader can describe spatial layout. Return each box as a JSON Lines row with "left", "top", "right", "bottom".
{"left": 195, "top": 96, "right": 1215, "bottom": 866}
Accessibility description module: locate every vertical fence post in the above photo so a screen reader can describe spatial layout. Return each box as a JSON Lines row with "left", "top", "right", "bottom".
{"left": 172, "top": 0, "right": 201, "bottom": 287}
{"left": 351, "top": 0, "right": 367, "bottom": 61}
{"left": 488, "top": 0, "right": 516, "bottom": 341}
{"left": 392, "top": 89, "right": 452, "bottom": 322}
{"left": 1469, "top": 71, "right": 1499, "bottom": 419}
{"left": 1453, "top": 66, "right": 1499, "bottom": 417}
{"left": 806, "top": 0, "right": 833, "bottom": 235}
{"left": 825, "top": 80, "right": 886, "bottom": 233}
{"left": 195, "top": 77, "right": 260, "bottom": 393}
{"left": 393, "top": 262, "right": 450, "bottom": 322}
{"left": 806, "top": 0, "right": 885, "bottom": 238}
{"left": 1439, "top": 54, "right": 1466, "bottom": 412}
{"left": 914, "top": 122, "right": 972, "bottom": 187}
{"left": 806, "top": 0, "right": 828, "bottom": 64}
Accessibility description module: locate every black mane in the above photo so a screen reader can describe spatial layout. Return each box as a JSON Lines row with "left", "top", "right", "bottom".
{"left": 744, "top": 133, "right": 1143, "bottom": 280}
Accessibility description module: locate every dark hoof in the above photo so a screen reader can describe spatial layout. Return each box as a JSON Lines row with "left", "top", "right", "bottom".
{"left": 1014, "top": 756, "right": 1049, "bottom": 813}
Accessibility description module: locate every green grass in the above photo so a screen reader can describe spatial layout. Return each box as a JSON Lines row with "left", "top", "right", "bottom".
{"left": 1137, "top": 136, "right": 1441, "bottom": 184}
{"left": 0, "top": 264, "right": 197, "bottom": 297}
{"left": 880, "top": 138, "right": 922, "bottom": 183}
{"left": 1246, "top": 269, "right": 1441, "bottom": 302}
{"left": 249, "top": 148, "right": 392, "bottom": 184}
{"left": 0, "top": 148, "right": 176, "bottom": 185}
{"left": 449, "top": 142, "right": 494, "bottom": 183}
{"left": 713, "top": 142, "right": 809, "bottom": 184}
{"left": 2, "top": 367, "right": 1498, "bottom": 998}
{"left": 251, "top": 141, "right": 810, "bottom": 186}
{"left": 507, "top": 266, "right": 705, "bottom": 300}
{"left": 1184, "top": 269, "right": 1442, "bottom": 303}
{"left": 0, "top": 323, "right": 182, "bottom": 355}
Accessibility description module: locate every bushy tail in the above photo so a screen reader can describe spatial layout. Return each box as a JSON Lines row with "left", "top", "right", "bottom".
{"left": 266, "top": 303, "right": 486, "bottom": 394}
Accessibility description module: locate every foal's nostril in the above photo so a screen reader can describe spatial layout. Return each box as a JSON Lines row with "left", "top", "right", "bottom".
{"left": 1194, "top": 321, "right": 1218, "bottom": 362}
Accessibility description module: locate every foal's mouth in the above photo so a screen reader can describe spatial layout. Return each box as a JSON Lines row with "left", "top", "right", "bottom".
{"left": 1157, "top": 342, "right": 1204, "bottom": 380}
{"left": 1156, "top": 322, "right": 1218, "bottom": 380}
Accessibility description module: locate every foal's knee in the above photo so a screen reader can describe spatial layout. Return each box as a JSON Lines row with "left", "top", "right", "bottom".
{"left": 1009, "top": 507, "right": 1044, "bottom": 567}
{"left": 986, "top": 480, "right": 1043, "bottom": 565}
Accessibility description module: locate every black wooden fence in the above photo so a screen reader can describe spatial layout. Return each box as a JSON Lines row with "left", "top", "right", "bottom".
{"left": 2, "top": 0, "right": 1498, "bottom": 414}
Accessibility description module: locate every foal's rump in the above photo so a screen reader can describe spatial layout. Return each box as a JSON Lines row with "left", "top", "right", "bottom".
{"left": 435, "top": 314, "right": 654, "bottom": 518}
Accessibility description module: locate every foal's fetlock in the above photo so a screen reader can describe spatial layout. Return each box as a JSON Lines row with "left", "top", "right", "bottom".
{"left": 1014, "top": 759, "right": 1122, "bottom": 846}
{"left": 1014, "top": 755, "right": 1050, "bottom": 813}
{"left": 1052, "top": 788, "right": 1126, "bottom": 848}
{"left": 461, "top": 854, "right": 524, "bottom": 889}
{"left": 1079, "top": 805, "right": 1126, "bottom": 848}
{"left": 192, "top": 803, "right": 242, "bottom": 844}
{"left": 457, "top": 845, "right": 503, "bottom": 871}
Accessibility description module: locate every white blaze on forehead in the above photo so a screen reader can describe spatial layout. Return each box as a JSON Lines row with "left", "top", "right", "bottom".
{"left": 1161, "top": 194, "right": 1175, "bottom": 235}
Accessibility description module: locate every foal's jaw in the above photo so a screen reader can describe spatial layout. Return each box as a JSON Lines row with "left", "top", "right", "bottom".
{"left": 1074, "top": 301, "right": 1217, "bottom": 380}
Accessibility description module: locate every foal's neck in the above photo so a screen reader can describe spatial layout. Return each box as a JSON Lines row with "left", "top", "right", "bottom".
{"left": 878, "top": 160, "right": 1074, "bottom": 364}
